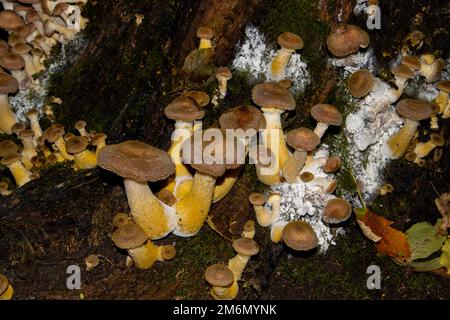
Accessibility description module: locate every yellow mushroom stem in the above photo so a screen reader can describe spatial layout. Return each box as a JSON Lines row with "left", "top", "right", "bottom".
{"left": 21, "top": 138, "right": 37, "bottom": 170}
{"left": 270, "top": 220, "right": 288, "bottom": 243}
{"left": 270, "top": 47, "right": 294, "bottom": 79}
{"left": 6, "top": 159, "right": 32, "bottom": 187}
{"left": 413, "top": 139, "right": 442, "bottom": 159}
{"left": 434, "top": 91, "right": 448, "bottom": 114}
{"left": 210, "top": 281, "right": 239, "bottom": 300}
{"left": 228, "top": 253, "right": 251, "bottom": 281}
{"left": 313, "top": 122, "right": 329, "bottom": 139}
{"left": 241, "top": 221, "right": 255, "bottom": 239}
{"left": 443, "top": 100, "right": 450, "bottom": 119}
{"left": 0, "top": 284, "right": 14, "bottom": 300}
{"left": 54, "top": 137, "right": 73, "bottom": 161}
{"left": 173, "top": 171, "right": 216, "bottom": 237}
{"left": 95, "top": 140, "right": 107, "bottom": 156}
{"left": 430, "top": 116, "right": 439, "bottom": 130}
{"left": 261, "top": 108, "right": 290, "bottom": 169}
{"left": 0, "top": 94, "right": 18, "bottom": 134}
{"left": 124, "top": 178, "right": 175, "bottom": 239}
{"left": 212, "top": 166, "right": 242, "bottom": 203}
{"left": 217, "top": 76, "right": 229, "bottom": 99}
{"left": 199, "top": 38, "right": 212, "bottom": 50}
{"left": 385, "top": 118, "right": 419, "bottom": 159}
{"left": 73, "top": 149, "right": 97, "bottom": 170}
{"left": 128, "top": 241, "right": 174, "bottom": 270}
{"left": 27, "top": 114, "right": 43, "bottom": 140}
{"left": 252, "top": 193, "right": 281, "bottom": 227}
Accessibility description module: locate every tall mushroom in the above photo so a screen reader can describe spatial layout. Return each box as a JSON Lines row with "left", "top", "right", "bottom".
{"left": 252, "top": 82, "right": 296, "bottom": 174}
{"left": 98, "top": 141, "right": 176, "bottom": 239}
{"left": 196, "top": 26, "right": 214, "bottom": 49}
{"left": 310, "top": 104, "right": 343, "bottom": 139}
{"left": 216, "top": 67, "right": 232, "bottom": 99}
{"left": 228, "top": 237, "right": 259, "bottom": 281}
{"left": 0, "top": 73, "right": 19, "bottom": 134}
{"left": 18, "top": 129, "right": 37, "bottom": 170}
{"left": 25, "top": 108, "right": 42, "bottom": 140}
{"left": 384, "top": 99, "right": 433, "bottom": 159}
{"left": 43, "top": 124, "right": 74, "bottom": 160}
{"left": 269, "top": 32, "right": 304, "bottom": 80}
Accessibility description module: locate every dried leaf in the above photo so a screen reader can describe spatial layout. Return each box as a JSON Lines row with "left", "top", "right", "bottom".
{"left": 355, "top": 208, "right": 411, "bottom": 260}
{"left": 410, "top": 257, "right": 442, "bottom": 272}
{"left": 440, "top": 237, "right": 450, "bottom": 274}
{"left": 406, "top": 220, "right": 446, "bottom": 262}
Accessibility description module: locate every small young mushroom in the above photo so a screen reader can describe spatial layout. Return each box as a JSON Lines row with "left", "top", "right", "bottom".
{"left": 204, "top": 264, "right": 238, "bottom": 300}
{"left": 401, "top": 55, "right": 421, "bottom": 71}
{"left": 0, "top": 181, "right": 12, "bottom": 196}
{"left": 323, "top": 156, "right": 342, "bottom": 174}
{"left": 347, "top": 69, "right": 374, "bottom": 98}
{"left": 413, "top": 134, "right": 445, "bottom": 159}
{"left": 66, "top": 136, "right": 97, "bottom": 170}
{"left": 281, "top": 220, "right": 319, "bottom": 251}
{"left": 270, "top": 32, "right": 304, "bottom": 80}
{"left": 252, "top": 82, "right": 296, "bottom": 171}
{"left": 18, "top": 129, "right": 37, "bottom": 170}
{"left": 0, "top": 74, "right": 19, "bottom": 134}
{"left": 417, "top": 54, "right": 446, "bottom": 83}
{"left": 384, "top": 99, "right": 434, "bottom": 159}
{"left": 43, "top": 124, "right": 74, "bottom": 161}
{"left": 228, "top": 237, "right": 259, "bottom": 281}
{"left": 1, "top": 153, "right": 33, "bottom": 187}
{"left": 85, "top": 254, "right": 100, "bottom": 271}
{"left": 241, "top": 220, "right": 255, "bottom": 239}
{"left": 25, "top": 108, "right": 42, "bottom": 140}
{"left": 300, "top": 171, "right": 314, "bottom": 182}
{"left": 322, "top": 198, "right": 352, "bottom": 224}
{"left": 98, "top": 141, "right": 176, "bottom": 239}
{"left": 74, "top": 120, "right": 88, "bottom": 137}
{"left": 196, "top": 26, "right": 215, "bottom": 49}
{"left": 112, "top": 213, "right": 132, "bottom": 228}
{"left": 215, "top": 67, "right": 232, "bottom": 99}
{"left": 0, "top": 273, "right": 14, "bottom": 300}
{"left": 0, "top": 140, "right": 19, "bottom": 158}
{"left": 43, "top": 18, "right": 77, "bottom": 41}
{"left": 379, "top": 183, "right": 394, "bottom": 196}
{"left": 91, "top": 132, "right": 107, "bottom": 156}
{"left": 326, "top": 23, "right": 370, "bottom": 57}
{"left": 249, "top": 192, "right": 281, "bottom": 228}
{"left": 310, "top": 104, "right": 343, "bottom": 139}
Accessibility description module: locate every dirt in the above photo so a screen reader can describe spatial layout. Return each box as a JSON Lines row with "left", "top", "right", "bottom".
{"left": 0, "top": 0, "right": 449, "bottom": 300}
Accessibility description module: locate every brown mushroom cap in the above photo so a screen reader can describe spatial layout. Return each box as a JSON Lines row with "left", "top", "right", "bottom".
{"left": 278, "top": 79, "right": 292, "bottom": 89}
{"left": 180, "top": 129, "right": 243, "bottom": 177}
{"left": 91, "top": 133, "right": 107, "bottom": 146}
{"left": 63, "top": 133, "right": 75, "bottom": 142}
{"left": 401, "top": 56, "right": 421, "bottom": 70}
{"left": 26, "top": 108, "right": 39, "bottom": 119}
{"left": 232, "top": 237, "right": 259, "bottom": 256}
{"left": 323, "top": 156, "right": 342, "bottom": 174}
{"left": 157, "top": 188, "right": 177, "bottom": 206}
{"left": 248, "top": 192, "right": 266, "bottom": 206}
{"left": 74, "top": 120, "right": 86, "bottom": 130}
{"left": 66, "top": 136, "right": 89, "bottom": 154}
{"left": 326, "top": 23, "right": 370, "bottom": 57}
{"left": 85, "top": 254, "right": 100, "bottom": 268}
{"left": 430, "top": 133, "right": 445, "bottom": 147}
{"left": 161, "top": 245, "right": 176, "bottom": 260}
{"left": 11, "top": 123, "right": 26, "bottom": 135}
{"left": 1, "top": 153, "right": 21, "bottom": 166}
{"left": 216, "top": 66, "right": 232, "bottom": 80}
{"left": 185, "top": 91, "right": 210, "bottom": 107}
{"left": 204, "top": 264, "right": 234, "bottom": 287}
{"left": 112, "top": 213, "right": 131, "bottom": 228}
{"left": 286, "top": 127, "right": 320, "bottom": 151}
{"left": 0, "top": 40, "right": 9, "bottom": 56}
{"left": 252, "top": 82, "right": 296, "bottom": 111}
{"left": 396, "top": 99, "right": 433, "bottom": 121}
{"left": 11, "top": 43, "right": 31, "bottom": 55}
{"left": 0, "top": 52, "right": 25, "bottom": 70}
{"left": 0, "top": 181, "right": 9, "bottom": 192}
{"left": 53, "top": 2, "right": 69, "bottom": 15}
{"left": 0, "top": 274, "right": 9, "bottom": 295}
{"left": 282, "top": 221, "right": 319, "bottom": 251}
{"left": 277, "top": 32, "right": 304, "bottom": 51}
{"left": 436, "top": 80, "right": 450, "bottom": 93}
{"left": 196, "top": 26, "right": 214, "bottom": 39}
{"left": 0, "top": 10, "right": 25, "bottom": 30}
{"left": 300, "top": 171, "right": 314, "bottom": 182}
{"left": 13, "top": 24, "right": 33, "bottom": 38}
{"left": 98, "top": 140, "right": 175, "bottom": 183}
{"left": 111, "top": 222, "right": 147, "bottom": 250}
{"left": 219, "top": 105, "right": 266, "bottom": 132}
{"left": 18, "top": 129, "right": 34, "bottom": 139}
{"left": 404, "top": 151, "right": 417, "bottom": 162}
{"left": 43, "top": 124, "right": 65, "bottom": 143}
{"left": 164, "top": 96, "right": 205, "bottom": 122}
{"left": 391, "top": 64, "right": 414, "bottom": 79}
{"left": 347, "top": 69, "right": 374, "bottom": 98}
{"left": 0, "top": 73, "right": 19, "bottom": 94}
{"left": 310, "top": 104, "right": 343, "bottom": 126}
{"left": 323, "top": 198, "right": 352, "bottom": 223}
{"left": 0, "top": 140, "right": 19, "bottom": 157}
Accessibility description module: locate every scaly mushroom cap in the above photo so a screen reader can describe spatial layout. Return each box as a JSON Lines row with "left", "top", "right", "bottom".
{"left": 219, "top": 105, "right": 266, "bottom": 132}
{"left": 196, "top": 26, "right": 214, "bottom": 39}
{"left": 252, "top": 82, "right": 296, "bottom": 111}
{"left": 436, "top": 80, "right": 450, "bottom": 93}
{"left": 286, "top": 127, "right": 320, "bottom": 151}
{"left": 0, "top": 274, "right": 9, "bottom": 295}
{"left": 66, "top": 136, "right": 89, "bottom": 154}
{"left": 326, "top": 23, "right": 370, "bottom": 57}
{"left": 310, "top": 104, "right": 343, "bottom": 126}
{"left": 164, "top": 96, "right": 205, "bottom": 122}
{"left": 43, "top": 124, "right": 65, "bottom": 143}
{"left": 232, "top": 237, "right": 259, "bottom": 256}
{"left": 248, "top": 192, "right": 266, "bottom": 206}
{"left": 0, "top": 140, "right": 19, "bottom": 157}
{"left": 430, "top": 133, "right": 445, "bottom": 147}
{"left": 181, "top": 129, "right": 243, "bottom": 177}
{"left": 98, "top": 140, "right": 175, "bottom": 183}
{"left": 204, "top": 264, "right": 234, "bottom": 287}
{"left": 396, "top": 99, "right": 433, "bottom": 121}
{"left": 0, "top": 52, "right": 25, "bottom": 70}
{"left": 282, "top": 221, "right": 319, "bottom": 251}
{"left": 0, "top": 10, "right": 25, "bottom": 30}
{"left": 0, "top": 73, "right": 19, "bottom": 94}
{"left": 216, "top": 66, "right": 232, "bottom": 80}
{"left": 401, "top": 56, "right": 421, "bottom": 70}
{"left": 1, "top": 153, "right": 21, "bottom": 166}
{"left": 111, "top": 222, "right": 147, "bottom": 250}
{"left": 391, "top": 64, "right": 414, "bottom": 79}
{"left": 323, "top": 156, "right": 342, "bottom": 174}
{"left": 347, "top": 69, "right": 374, "bottom": 98}
{"left": 323, "top": 198, "right": 352, "bottom": 223}
{"left": 185, "top": 91, "right": 210, "bottom": 107}
{"left": 277, "top": 32, "right": 304, "bottom": 51}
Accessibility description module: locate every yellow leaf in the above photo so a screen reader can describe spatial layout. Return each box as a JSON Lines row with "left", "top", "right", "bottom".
{"left": 440, "top": 237, "right": 450, "bottom": 274}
